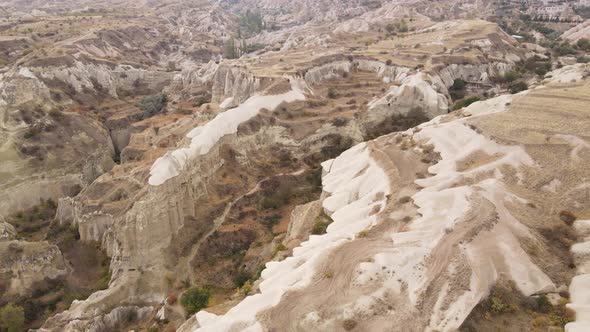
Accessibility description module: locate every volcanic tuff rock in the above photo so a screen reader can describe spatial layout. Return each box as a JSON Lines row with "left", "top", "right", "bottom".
{"left": 1, "top": 0, "right": 588, "bottom": 331}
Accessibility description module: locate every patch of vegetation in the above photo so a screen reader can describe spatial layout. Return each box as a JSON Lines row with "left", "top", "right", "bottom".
{"left": 559, "top": 210, "right": 577, "bottom": 226}
{"left": 0, "top": 303, "right": 25, "bottom": 332}
{"left": 260, "top": 197, "right": 281, "bottom": 210}
{"left": 452, "top": 96, "right": 480, "bottom": 111}
{"left": 138, "top": 93, "right": 167, "bottom": 119}
{"left": 463, "top": 281, "right": 575, "bottom": 331}
{"left": 176, "top": 109, "right": 193, "bottom": 115}
{"left": 331, "top": 117, "right": 349, "bottom": 127}
{"left": 318, "top": 135, "right": 354, "bottom": 160}
{"left": 552, "top": 42, "right": 576, "bottom": 56}
{"left": 238, "top": 9, "right": 264, "bottom": 34}
{"left": 508, "top": 81, "right": 528, "bottom": 94}
{"left": 261, "top": 214, "right": 281, "bottom": 229}
{"left": 574, "top": 6, "right": 590, "bottom": 19}
{"left": 577, "top": 38, "right": 590, "bottom": 52}
{"left": 327, "top": 87, "right": 338, "bottom": 99}
{"left": 521, "top": 57, "right": 552, "bottom": 77}
{"left": 503, "top": 70, "right": 521, "bottom": 83}
{"left": 48, "top": 109, "right": 65, "bottom": 121}
{"left": 9, "top": 199, "right": 56, "bottom": 236}
{"left": 232, "top": 270, "right": 251, "bottom": 288}
{"left": 193, "top": 95, "right": 210, "bottom": 107}
{"left": 451, "top": 78, "right": 466, "bottom": 91}
{"left": 311, "top": 211, "right": 334, "bottom": 235}
{"left": 385, "top": 19, "right": 408, "bottom": 34}
{"left": 23, "top": 126, "right": 41, "bottom": 140}
{"left": 364, "top": 108, "right": 429, "bottom": 140}
{"left": 180, "top": 287, "right": 211, "bottom": 316}
{"left": 342, "top": 319, "right": 357, "bottom": 331}
{"left": 306, "top": 168, "right": 323, "bottom": 192}
{"left": 272, "top": 243, "right": 287, "bottom": 257}
{"left": 240, "top": 280, "right": 252, "bottom": 296}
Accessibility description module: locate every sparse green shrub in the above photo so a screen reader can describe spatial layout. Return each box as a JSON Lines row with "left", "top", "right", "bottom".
{"left": 452, "top": 96, "right": 480, "bottom": 111}
{"left": 489, "top": 296, "right": 508, "bottom": 314}
{"left": 176, "top": 109, "right": 193, "bottom": 115}
{"left": 232, "top": 270, "right": 250, "bottom": 288}
{"left": 342, "top": 319, "right": 357, "bottom": 331}
{"left": 508, "top": 81, "right": 528, "bottom": 94}
{"left": 0, "top": 303, "right": 25, "bottom": 332}
{"left": 95, "top": 270, "right": 111, "bottom": 290}
{"left": 535, "top": 294, "right": 552, "bottom": 314}
{"left": 332, "top": 117, "right": 348, "bottom": 127}
{"left": 577, "top": 38, "right": 590, "bottom": 51}
{"left": 260, "top": 197, "right": 281, "bottom": 210}
{"left": 559, "top": 210, "right": 577, "bottom": 226}
{"left": 385, "top": 23, "right": 396, "bottom": 34}
{"left": 193, "top": 95, "right": 210, "bottom": 107}
{"left": 398, "top": 20, "right": 409, "bottom": 33}
{"left": 553, "top": 42, "right": 576, "bottom": 56}
{"left": 138, "top": 93, "right": 167, "bottom": 119}
{"left": 180, "top": 287, "right": 211, "bottom": 316}
{"left": 451, "top": 78, "right": 466, "bottom": 90}
{"left": 240, "top": 280, "right": 252, "bottom": 295}
{"left": 239, "top": 9, "right": 264, "bottom": 34}
{"left": 551, "top": 298, "right": 576, "bottom": 326}
{"left": 23, "top": 126, "right": 40, "bottom": 139}
{"left": 357, "top": 230, "right": 369, "bottom": 238}
{"left": 48, "top": 109, "right": 64, "bottom": 120}
{"left": 223, "top": 38, "right": 238, "bottom": 59}
{"left": 311, "top": 212, "right": 333, "bottom": 235}
{"left": 503, "top": 70, "right": 521, "bottom": 83}
{"left": 327, "top": 88, "right": 338, "bottom": 99}
{"left": 261, "top": 214, "right": 281, "bottom": 228}
{"left": 577, "top": 55, "right": 590, "bottom": 64}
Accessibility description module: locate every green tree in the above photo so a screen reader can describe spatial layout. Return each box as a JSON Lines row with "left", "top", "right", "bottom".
{"left": 180, "top": 287, "right": 211, "bottom": 316}
{"left": 397, "top": 19, "right": 409, "bottom": 33}
{"left": 224, "top": 38, "right": 237, "bottom": 59}
{"left": 509, "top": 81, "right": 528, "bottom": 94}
{"left": 451, "top": 78, "right": 466, "bottom": 90}
{"left": 385, "top": 23, "right": 396, "bottom": 34}
{"left": 577, "top": 38, "right": 590, "bottom": 51}
{"left": 137, "top": 93, "right": 167, "bottom": 119}
{"left": 0, "top": 303, "right": 25, "bottom": 332}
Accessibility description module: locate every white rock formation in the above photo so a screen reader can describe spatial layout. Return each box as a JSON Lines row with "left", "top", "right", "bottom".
{"left": 188, "top": 141, "right": 390, "bottom": 331}
{"left": 149, "top": 78, "right": 307, "bottom": 185}
{"left": 368, "top": 72, "right": 449, "bottom": 118}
